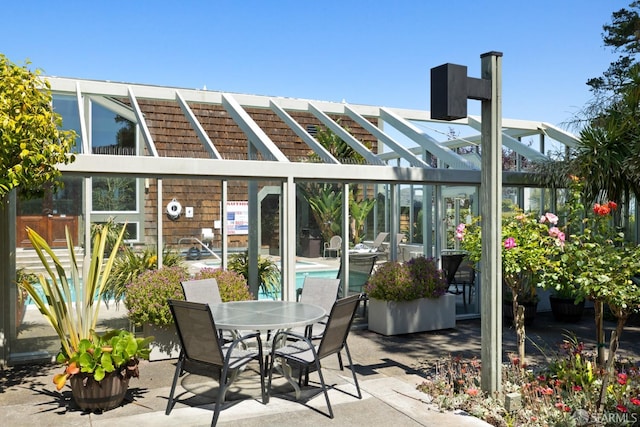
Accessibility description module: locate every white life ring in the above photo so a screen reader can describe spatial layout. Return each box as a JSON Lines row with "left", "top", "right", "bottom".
{"left": 166, "top": 199, "right": 182, "bottom": 219}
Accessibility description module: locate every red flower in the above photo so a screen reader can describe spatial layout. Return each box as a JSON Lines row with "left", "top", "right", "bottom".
{"left": 608, "top": 201, "right": 618, "bottom": 210}
{"left": 593, "top": 203, "right": 611, "bottom": 216}
{"left": 466, "top": 388, "right": 479, "bottom": 397}
{"left": 630, "top": 397, "right": 640, "bottom": 406}
{"left": 572, "top": 385, "right": 583, "bottom": 392}
{"left": 617, "top": 404, "right": 628, "bottom": 413}
{"left": 540, "top": 387, "right": 554, "bottom": 396}
{"left": 618, "top": 373, "right": 628, "bottom": 385}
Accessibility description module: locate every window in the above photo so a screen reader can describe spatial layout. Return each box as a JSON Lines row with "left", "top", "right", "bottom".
{"left": 91, "top": 102, "right": 136, "bottom": 155}
{"left": 92, "top": 177, "right": 137, "bottom": 212}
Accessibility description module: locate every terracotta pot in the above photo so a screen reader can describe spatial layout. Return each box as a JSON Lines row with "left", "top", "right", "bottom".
{"left": 503, "top": 300, "right": 538, "bottom": 326}
{"left": 549, "top": 295, "right": 585, "bottom": 323}
{"left": 70, "top": 371, "right": 129, "bottom": 411}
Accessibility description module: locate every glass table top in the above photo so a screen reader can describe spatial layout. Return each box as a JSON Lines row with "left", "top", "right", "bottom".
{"left": 210, "top": 300, "right": 326, "bottom": 331}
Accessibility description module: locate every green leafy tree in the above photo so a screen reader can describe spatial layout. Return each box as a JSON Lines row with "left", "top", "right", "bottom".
{"left": 0, "top": 54, "right": 76, "bottom": 198}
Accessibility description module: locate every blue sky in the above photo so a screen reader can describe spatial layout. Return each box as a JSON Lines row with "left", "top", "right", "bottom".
{"left": 0, "top": 1, "right": 630, "bottom": 129}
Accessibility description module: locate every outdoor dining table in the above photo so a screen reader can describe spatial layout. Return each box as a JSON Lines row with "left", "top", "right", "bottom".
{"left": 210, "top": 300, "right": 326, "bottom": 332}
{"left": 210, "top": 300, "right": 327, "bottom": 398}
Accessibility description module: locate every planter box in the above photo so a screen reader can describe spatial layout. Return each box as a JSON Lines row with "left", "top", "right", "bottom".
{"left": 368, "top": 294, "right": 456, "bottom": 336}
{"left": 142, "top": 323, "right": 181, "bottom": 361}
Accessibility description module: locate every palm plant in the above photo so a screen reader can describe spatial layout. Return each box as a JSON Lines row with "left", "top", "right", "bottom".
{"left": 228, "top": 251, "right": 281, "bottom": 298}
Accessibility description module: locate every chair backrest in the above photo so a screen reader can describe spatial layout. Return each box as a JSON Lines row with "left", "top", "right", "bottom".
{"left": 328, "top": 235, "right": 342, "bottom": 249}
{"left": 299, "top": 277, "right": 341, "bottom": 314}
{"left": 370, "top": 232, "right": 389, "bottom": 250}
{"left": 181, "top": 278, "right": 222, "bottom": 305}
{"left": 317, "top": 294, "right": 361, "bottom": 359}
{"left": 168, "top": 299, "right": 225, "bottom": 366}
{"left": 337, "top": 254, "right": 377, "bottom": 294}
{"left": 454, "top": 258, "right": 475, "bottom": 285}
{"left": 441, "top": 253, "right": 465, "bottom": 284}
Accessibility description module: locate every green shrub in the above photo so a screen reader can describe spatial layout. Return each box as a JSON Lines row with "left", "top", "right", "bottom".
{"left": 103, "top": 245, "right": 183, "bottom": 305}
{"left": 194, "top": 267, "right": 254, "bottom": 301}
{"left": 365, "top": 256, "right": 447, "bottom": 302}
{"left": 125, "top": 265, "right": 187, "bottom": 326}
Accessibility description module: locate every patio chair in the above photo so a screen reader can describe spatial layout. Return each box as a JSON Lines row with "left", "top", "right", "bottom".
{"left": 295, "top": 276, "right": 341, "bottom": 339}
{"left": 337, "top": 253, "right": 378, "bottom": 317}
{"left": 453, "top": 257, "right": 476, "bottom": 306}
{"left": 181, "top": 278, "right": 222, "bottom": 305}
{"left": 369, "top": 232, "right": 389, "bottom": 252}
{"left": 441, "top": 252, "right": 465, "bottom": 295}
{"left": 266, "top": 294, "right": 363, "bottom": 419}
{"left": 323, "top": 235, "right": 342, "bottom": 258}
{"left": 166, "top": 299, "right": 266, "bottom": 426}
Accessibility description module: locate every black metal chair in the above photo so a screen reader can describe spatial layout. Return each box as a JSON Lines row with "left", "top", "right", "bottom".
{"left": 166, "top": 299, "right": 266, "bottom": 426}
{"left": 441, "top": 253, "right": 465, "bottom": 295}
{"left": 266, "top": 294, "right": 363, "bottom": 419}
{"left": 453, "top": 258, "right": 476, "bottom": 306}
{"left": 337, "top": 253, "right": 377, "bottom": 303}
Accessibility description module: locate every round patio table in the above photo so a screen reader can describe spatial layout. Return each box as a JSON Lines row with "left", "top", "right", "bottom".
{"left": 210, "top": 300, "right": 326, "bottom": 331}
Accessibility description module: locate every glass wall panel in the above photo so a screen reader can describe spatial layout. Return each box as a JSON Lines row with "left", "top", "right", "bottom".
{"left": 52, "top": 94, "right": 82, "bottom": 153}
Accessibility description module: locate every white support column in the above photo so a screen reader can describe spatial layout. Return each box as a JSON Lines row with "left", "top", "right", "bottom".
{"left": 341, "top": 184, "right": 350, "bottom": 299}
{"left": 480, "top": 52, "right": 503, "bottom": 394}
{"left": 284, "top": 176, "right": 297, "bottom": 301}
{"left": 221, "top": 181, "right": 228, "bottom": 270}
{"left": 157, "top": 179, "right": 163, "bottom": 268}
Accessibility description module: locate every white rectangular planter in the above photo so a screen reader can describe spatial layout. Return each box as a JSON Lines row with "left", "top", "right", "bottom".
{"left": 368, "top": 294, "right": 456, "bottom": 336}
{"left": 142, "top": 323, "right": 182, "bottom": 361}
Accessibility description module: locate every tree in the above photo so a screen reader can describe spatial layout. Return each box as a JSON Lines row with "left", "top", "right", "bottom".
{"left": 0, "top": 54, "right": 76, "bottom": 198}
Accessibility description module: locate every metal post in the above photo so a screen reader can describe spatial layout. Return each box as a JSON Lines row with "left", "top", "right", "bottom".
{"left": 480, "top": 51, "right": 503, "bottom": 393}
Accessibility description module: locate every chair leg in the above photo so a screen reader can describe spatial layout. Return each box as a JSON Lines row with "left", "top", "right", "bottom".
{"left": 313, "top": 359, "right": 334, "bottom": 419}
{"left": 343, "top": 343, "right": 362, "bottom": 399}
{"left": 165, "top": 352, "right": 184, "bottom": 415}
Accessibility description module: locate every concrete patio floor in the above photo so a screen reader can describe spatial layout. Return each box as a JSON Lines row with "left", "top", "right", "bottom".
{"left": 2, "top": 309, "right": 640, "bottom": 426}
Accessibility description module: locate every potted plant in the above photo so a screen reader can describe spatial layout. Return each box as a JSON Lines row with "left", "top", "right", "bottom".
{"left": 193, "top": 267, "right": 254, "bottom": 301}
{"left": 124, "top": 265, "right": 188, "bottom": 361}
{"left": 365, "top": 255, "right": 454, "bottom": 335}
{"left": 19, "top": 224, "right": 152, "bottom": 411}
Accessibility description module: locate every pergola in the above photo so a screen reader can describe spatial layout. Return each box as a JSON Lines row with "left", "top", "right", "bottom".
{"left": 0, "top": 75, "right": 580, "bottom": 365}
{"left": 49, "top": 78, "right": 578, "bottom": 296}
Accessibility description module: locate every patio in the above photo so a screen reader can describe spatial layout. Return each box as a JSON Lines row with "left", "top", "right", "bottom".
{"left": 3, "top": 309, "right": 640, "bottom": 426}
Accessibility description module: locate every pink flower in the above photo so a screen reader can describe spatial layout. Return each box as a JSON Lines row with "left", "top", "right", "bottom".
{"left": 548, "top": 227, "right": 561, "bottom": 238}
{"left": 455, "top": 223, "right": 466, "bottom": 241}
{"left": 572, "top": 385, "right": 583, "bottom": 392}
{"left": 503, "top": 237, "right": 517, "bottom": 249}
{"left": 540, "top": 212, "right": 559, "bottom": 225}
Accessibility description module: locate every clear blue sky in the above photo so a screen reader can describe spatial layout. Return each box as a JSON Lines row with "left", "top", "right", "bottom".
{"left": 0, "top": 0, "right": 630, "bottom": 129}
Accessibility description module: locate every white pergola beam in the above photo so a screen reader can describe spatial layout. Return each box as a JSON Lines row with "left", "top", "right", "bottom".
{"left": 127, "top": 86, "right": 159, "bottom": 157}
{"left": 467, "top": 117, "right": 547, "bottom": 161}
{"left": 221, "top": 94, "right": 289, "bottom": 162}
{"left": 175, "top": 90, "right": 222, "bottom": 159}
{"left": 269, "top": 100, "right": 339, "bottom": 164}
{"left": 58, "top": 153, "right": 486, "bottom": 184}
{"left": 308, "top": 102, "right": 383, "bottom": 165}
{"left": 380, "top": 108, "right": 477, "bottom": 170}
{"left": 344, "top": 105, "right": 431, "bottom": 168}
